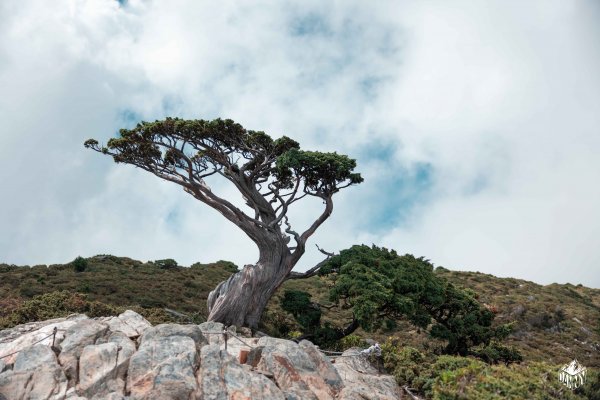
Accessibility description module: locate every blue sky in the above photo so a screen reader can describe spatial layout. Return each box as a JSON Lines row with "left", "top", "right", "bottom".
{"left": 0, "top": 0, "right": 599, "bottom": 287}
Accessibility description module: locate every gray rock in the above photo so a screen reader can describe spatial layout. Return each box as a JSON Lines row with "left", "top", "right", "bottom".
{"left": 117, "top": 310, "right": 152, "bottom": 336}
{"left": 141, "top": 323, "right": 206, "bottom": 347}
{"left": 299, "top": 340, "right": 344, "bottom": 392}
{"left": 0, "top": 314, "right": 87, "bottom": 365}
{"left": 59, "top": 319, "right": 110, "bottom": 385}
{"left": 92, "top": 392, "right": 124, "bottom": 400}
{"left": 256, "top": 337, "right": 339, "bottom": 399}
{"left": 127, "top": 335, "right": 198, "bottom": 399}
{"left": 199, "top": 321, "right": 225, "bottom": 345}
{"left": 0, "top": 360, "right": 7, "bottom": 373}
{"left": 77, "top": 339, "right": 135, "bottom": 397}
{"left": 198, "top": 344, "right": 285, "bottom": 400}
{"left": 334, "top": 349, "right": 401, "bottom": 400}
{"left": 0, "top": 344, "right": 68, "bottom": 400}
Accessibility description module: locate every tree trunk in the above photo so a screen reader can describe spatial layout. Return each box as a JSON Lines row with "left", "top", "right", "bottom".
{"left": 207, "top": 233, "right": 294, "bottom": 328}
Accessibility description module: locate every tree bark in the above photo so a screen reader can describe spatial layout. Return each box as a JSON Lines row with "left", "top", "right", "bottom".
{"left": 207, "top": 232, "right": 294, "bottom": 328}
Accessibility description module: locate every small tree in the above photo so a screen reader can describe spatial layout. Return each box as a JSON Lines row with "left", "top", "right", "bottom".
{"left": 72, "top": 256, "right": 88, "bottom": 273}
{"left": 85, "top": 118, "right": 362, "bottom": 327}
{"left": 294, "top": 245, "right": 518, "bottom": 357}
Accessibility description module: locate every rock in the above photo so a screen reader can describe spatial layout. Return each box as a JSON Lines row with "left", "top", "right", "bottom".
{"left": 77, "top": 338, "right": 135, "bottom": 397}
{"left": 119, "top": 310, "right": 152, "bottom": 336}
{"left": 299, "top": 340, "right": 344, "bottom": 392}
{"left": 92, "top": 392, "right": 124, "bottom": 400}
{"left": 127, "top": 335, "right": 199, "bottom": 399}
{"left": 59, "top": 319, "right": 110, "bottom": 385}
{"left": 0, "top": 312, "right": 402, "bottom": 400}
{"left": 246, "top": 346, "right": 264, "bottom": 367}
{"left": 96, "top": 310, "right": 151, "bottom": 338}
{"left": 198, "top": 344, "right": 285, "bottom": 400}
{"left": 199, "top": 321, "right": 226, "bottom": 345}
{"left": 334, "top": 349, "right": 401, "bottom": 400}
{"left": 238, "top": 327, "right": 253, "bottom": 338}
{"left": 0, "top": 344, "right": 68, "bottom": 400}
{"left": 256, "top": 337, "right": 340, "bottom": 400}
{"left": 0, "top": 314, "right": 88, "bottom": 365}
{"left": 141, "top": 323, "right": 206, "bottom": 347}
{"left": 66, "top": 387, "right": 88, "bottom": 399}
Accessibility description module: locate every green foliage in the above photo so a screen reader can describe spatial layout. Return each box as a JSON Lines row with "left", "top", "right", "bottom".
{"left": 275, "top": 148, "right": 363, "bottom": 192}
{"left": 380, "top": 339, "right": 590, "bottom": 399}
{"left": 85, "top": 117, "right": 362, "bottom": 198}
{"left": 191, "top": 260, "right": 238, "bottom": 274}
{"left": 153, "top": 258, "right": 178, "bottom": 269}
{"left": 1, "top": 291, "right": 120, "bottom": 328}
{"left": 576, "top": 368, "right": 600, "bottom": 400}
{"left": 338, "top": 334, "right": 367, "bottom": 351}
{"left": 71, "top": 256, "right": 88, "bottom": 272}
{"left": 280, "top": 290, "right": 321, "bottom": 331}
{"left": 472, "top": 341, "right": 523, "bottom": 365}
{"left": 323, "top": 245, "right": 518, "bottom": 357}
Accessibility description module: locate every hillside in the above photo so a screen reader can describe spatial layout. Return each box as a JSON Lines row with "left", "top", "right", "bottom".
{"left": 1, "top": 255, "right": 598, "bottom": 369}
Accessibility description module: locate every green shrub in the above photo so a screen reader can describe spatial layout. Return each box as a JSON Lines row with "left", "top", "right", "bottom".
{"left": 473, "top": 341, "right": 523, "bottom": 365}
{"left": 576, "top": 368, "right": 600, "bottom": 400}
{"left": 2, "top": 291, "right": 121, "bottom": 328}
{"left": 281, "top": 290, "right": 321, "bottom": 331}
{"left": 153, "top": 259, "right": 178, "bottom": 269}
{"left": 72, "top": 256, "right": 88, "bottom": 272}
{"left": 338, "top": 334, "right": 367, "bottom": 351}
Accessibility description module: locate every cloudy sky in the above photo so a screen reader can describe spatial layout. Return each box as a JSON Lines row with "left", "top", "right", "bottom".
{"left": 1, "top": 0, "right": 599, "bottom": 287}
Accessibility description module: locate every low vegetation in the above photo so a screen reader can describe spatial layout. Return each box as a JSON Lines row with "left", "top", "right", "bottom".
{"left": 0, "top": 252, "right": 598, "bottom": 398}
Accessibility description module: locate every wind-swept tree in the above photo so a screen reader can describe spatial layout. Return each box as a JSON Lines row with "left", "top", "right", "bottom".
{"left": 85, "top": 118, "right": 362, "bottom": 328}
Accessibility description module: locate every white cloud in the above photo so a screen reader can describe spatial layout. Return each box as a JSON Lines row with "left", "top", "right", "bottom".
{"left": 0, "top": 0, "right": 598, "bottom": 288}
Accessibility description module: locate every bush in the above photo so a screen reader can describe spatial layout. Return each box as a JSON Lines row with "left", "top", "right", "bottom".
{"left": 338, "top": 334, "right": 367, "bottom": 351}
{"left": 153, "top": 259, "right": 178, "bottom": 269}
{"left": 1, "top": 291, "right": 121, "bottom": 328}
{"left": 576, "top": 368, "right": 600, "bottom": 400}
{"left": 72, "top": 256, "right": 88, "bottom": 272}
{"left": 473, "top": 341, "right": 523, "bottom": 365}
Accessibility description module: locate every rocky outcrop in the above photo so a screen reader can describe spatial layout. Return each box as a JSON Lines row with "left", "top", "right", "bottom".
{"left": 334, "top": 349, "right": 402, "bottom": 400}
{"left": 0, "top": 311, "right": 402, "bottom": 399}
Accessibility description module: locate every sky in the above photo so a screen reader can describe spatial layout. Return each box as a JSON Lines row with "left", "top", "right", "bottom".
{"left": 1, "top": 0, "right": 599, "bottom": 287}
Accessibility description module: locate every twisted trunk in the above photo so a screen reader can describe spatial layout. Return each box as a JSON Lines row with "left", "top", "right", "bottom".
{"left": 207, "top": 195, "right": 333, "bottom": 328}
{"left": 207, "top": 231, "right": 294, "bottom": 328}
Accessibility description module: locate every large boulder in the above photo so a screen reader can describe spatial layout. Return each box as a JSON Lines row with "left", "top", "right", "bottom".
{"left": 198, "top": 344, "right": 284, "bottom": 400}
{"left": 141, "top": 323, "right": 206, "bottom": 348}
{"left": 127, "top": 329, "right": 199, "bottom": 399}
{"left": 0, "top": 314, "right": 88, "bottom": 365}
{"left": 334, "top": 348, "right": 402, "bottom": 400}
{"left": 255, "top": 337, "right": 343, "bottom": 400}
{"left": 76, "top": 332, "right": 136, "bottom": 398}
{"left": 97, "top": 310, "right": 152, "bottom": 338}
{"left": 0, "top": 344, "right": 68, "bottom": 399}
{"left": 58, "top": 319, "right": 110, "bottom": 385}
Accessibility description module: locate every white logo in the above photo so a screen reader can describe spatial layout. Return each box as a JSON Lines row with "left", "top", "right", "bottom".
{"left": 559, "top": 359, "right": 587, "bottom": 390}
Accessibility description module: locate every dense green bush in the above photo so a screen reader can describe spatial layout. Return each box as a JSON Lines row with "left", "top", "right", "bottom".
{"left": 71, "top": 256, "right": 88, "bottom": 272}
{"left": 380, "top": 339, "right": 591, "bottom": 399}
{"left": 0, "top": 291, "right": 119, "bottom": 328}
{"left": 320, "top": 245, "right": 519, "bottom": 357}
{"left": 153, "top": 258, "right": 178, "bottom": 269}
{"left": 472, "top": 340, "right": 523, "bottom": 365}
{"left": 281, "top": 290, "right": 321, "bottom": 331}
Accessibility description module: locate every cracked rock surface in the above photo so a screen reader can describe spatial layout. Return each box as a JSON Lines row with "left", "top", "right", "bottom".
{"left": 0, "top": 311, "right": 402, "bottom": 399}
